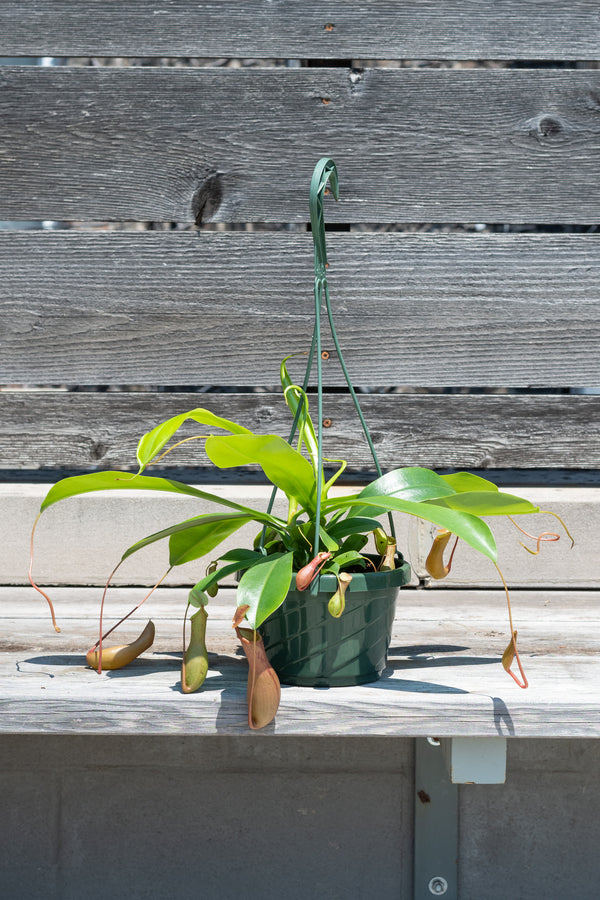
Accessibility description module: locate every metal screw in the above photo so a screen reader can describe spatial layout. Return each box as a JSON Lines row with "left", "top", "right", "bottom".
{"left": 428, "top": 876, "right": 448, "bottom": 895}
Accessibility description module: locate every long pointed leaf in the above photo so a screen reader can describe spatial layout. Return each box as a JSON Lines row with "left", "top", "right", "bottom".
{"left": 440, "top": 472, "right": 500, "bottom": 493}
{"left": 205, "top": 434, "right": 317, "bottom": 512}
{"left": 324, "top": 494, "right": 497, "bottom": 561}
{"left": 427, "top": 491, "right": 540, "bottom": 517}
{"left": 39, "top": 472, "right": 284, "bottom": 526}
{"left": 190, "top": 552, "right": 264, "bottom": 597}
{"left": 327, "top": 516, "right": 382, "bottom": 540}
{"left": 120, "top": 512, "right": 255, "bottom": 563}
{"left": 169, "top": 515, "right": 254, "bottom": 566}
{"left": 353, "top": 467, "right": 456, "bottom": 516}
{"left": 136, "top": 408, "right": 251, "bottom": 470}
{"left": 236, "top": 552, "right": 295, "bottom": 629}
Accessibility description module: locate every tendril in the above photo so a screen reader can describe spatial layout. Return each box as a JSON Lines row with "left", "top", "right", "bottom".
{"left": 28, "top": 513, "right": 60, "bottom": 632}
{"left": 147, "top": 434, "right": 210, "bottom": 467}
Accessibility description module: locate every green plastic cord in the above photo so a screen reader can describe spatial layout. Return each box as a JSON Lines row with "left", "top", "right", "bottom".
{"left": 307, "top": 158, "right": 395, "bottom": 551}
{"left": 261, "top": 158, "right": 395, "bottom": 553}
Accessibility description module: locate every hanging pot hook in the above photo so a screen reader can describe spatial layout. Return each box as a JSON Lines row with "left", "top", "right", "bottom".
{"left": 309, "top": 157, "right": 339, "bottom": 282}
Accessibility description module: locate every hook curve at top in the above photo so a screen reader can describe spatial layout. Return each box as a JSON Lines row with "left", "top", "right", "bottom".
{"left": 310, "top": 157, "right": 339, "bottom": 279}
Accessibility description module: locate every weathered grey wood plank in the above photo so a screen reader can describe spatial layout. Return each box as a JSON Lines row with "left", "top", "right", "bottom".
{"left": 2, "top": 232, "right": 600, "bottom": 385}
{"left": 1, "top": 587, "right": 598, "bottom": 736}
{"left": 3, "top": 587, "right": 597, "bottom": 654}
{"left": 1, "top": 67, "right": 600, "bottom": 222}
{"left": 1, "top": 1, "right": 599, "bottom": 59}
{"left": 3, "top": 390, "right": 600, "bottom": 471}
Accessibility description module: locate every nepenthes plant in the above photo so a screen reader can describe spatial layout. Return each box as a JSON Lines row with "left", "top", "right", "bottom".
{"left": 29, "top": 158, "right": 572, "bottom": 729}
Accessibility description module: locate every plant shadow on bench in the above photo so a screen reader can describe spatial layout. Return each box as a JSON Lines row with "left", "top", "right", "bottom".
{"left": 18, "top": 651, "right": 246, "bottom": 694}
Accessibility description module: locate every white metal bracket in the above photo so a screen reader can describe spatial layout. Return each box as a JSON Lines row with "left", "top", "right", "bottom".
{"left": 441, "top": 736, "right": 507, "bottom": 784}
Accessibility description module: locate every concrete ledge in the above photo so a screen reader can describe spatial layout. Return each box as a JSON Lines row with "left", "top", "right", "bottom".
{"left": 1, "top": 483, "right": 595, "bottom": 587}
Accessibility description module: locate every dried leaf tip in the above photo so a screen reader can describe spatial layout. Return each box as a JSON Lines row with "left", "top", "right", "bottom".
{"left": 502, "top": 630, "right": 529, "bottom": 690}
{"left": 232, "top": 604, "right": 250, "bottom": 629}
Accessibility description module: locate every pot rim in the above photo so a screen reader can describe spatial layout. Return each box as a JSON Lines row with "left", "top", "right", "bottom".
{"left": 294, "top": 553, "right": 411, "bottom": 593}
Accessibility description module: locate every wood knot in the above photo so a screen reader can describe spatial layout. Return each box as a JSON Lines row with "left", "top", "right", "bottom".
{"left": 90, "top": 441, "right": 108, "bottom": 461}
{"left": 192, "top": 173, "right": 223, "bottom": 225}
{"left": 528, "top": 115, "right": 565, "bottom": 142}
{"left": 585, "top": 89, "right": 600, "bottom": 111}
{"left": 538, "top": 116, "right": 562, "bottom": 137}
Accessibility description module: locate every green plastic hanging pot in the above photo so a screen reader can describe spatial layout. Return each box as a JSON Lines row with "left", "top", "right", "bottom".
{"left": 260, "top": 555, "right": 411, "bottom": 687}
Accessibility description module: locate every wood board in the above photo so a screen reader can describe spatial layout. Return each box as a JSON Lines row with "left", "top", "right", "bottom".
{"left": 1, "top": 1, "right": 598, "bottom": 60}
{"left": 1, "top": 67, "right": 599, "bottom": 222}
{"left": 2, "top": 232, "right": 600, "bottom": 386}
{"left": 1, "top": 587, "right": 598, "bottom": 737}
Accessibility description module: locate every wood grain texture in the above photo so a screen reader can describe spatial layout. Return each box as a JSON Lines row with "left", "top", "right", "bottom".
{"left": 2, "top": 231, "right": 600, "bottom": 386}
{"left": 1, "top": 587, "right": 598, "bottom": 736}
{"left": 1, "top": 1, "right": 599, "bottom": 59}
{"left": 1, "top": 67, "right": 600, "bottom": 222}
{"left": 3, "top": 390, "right": 600, "bottom": 471}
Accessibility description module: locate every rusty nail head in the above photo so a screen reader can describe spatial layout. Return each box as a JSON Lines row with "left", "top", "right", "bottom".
{"left": 321, "top": 350, "right": 330, "bottom": 360}
{"left": 323, "top": 418, "right": 332, "bottom": 428}
{"left": 324, "top": 23, "right": 335, "bottom": 31}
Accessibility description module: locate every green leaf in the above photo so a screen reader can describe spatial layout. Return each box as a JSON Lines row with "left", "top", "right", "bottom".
{"left": 324, "top": 493, "right": 497, "bottom": 561}
{"left": 169, "top": 515, "right": 254, "bottom": 566}
{"left": 329, "top": 550, "right": 369, "bottom": 570}
{"left": 353, "top": 467, "right": 456, "bottom": 516}
{"left": 136, "top": 408, "right": 251, "bottom": 470}
{"left": 191, "top": 552, "right": 264, "bottom": 594}
{"left": 427, "top": 491, "right": 540, "bottom": 517}
{"left": 188, "top": 586, "right": 210, "bottom": 608}
{"left": 119, "top": 512, "right": 253, "bottom": 564}
{"left": 281, "top": 357, "right": 319, "bottom": 460}
{"left": 318, "top": 525, "right": 339, "bottom": 552}
{"left": 339, "top": 533, "right": 369, "bottom": 554}
{"left": 39, "top": 471, "right": 284, "bottom": 526}
{"left": 205, "top": 434, "right": 317, "bottom": 512}
{"left": 236, "top": 552, "right": 295, "bottom": 629}
{"left": 219, "top": 548, "right": 265, "bottom": 565}
{"left": 440, "top": 472, "right": 500, "bottom": 493}
{"left": 327, "top": 516, "right": 382, "bottom": 540}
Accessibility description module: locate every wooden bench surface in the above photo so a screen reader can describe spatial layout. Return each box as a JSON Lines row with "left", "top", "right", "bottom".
{"left": 1, "top": 586, "right": 598, "bottom": 737}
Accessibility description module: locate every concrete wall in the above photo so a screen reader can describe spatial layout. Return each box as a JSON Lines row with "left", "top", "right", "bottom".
{"left": 1, "top": 736, "right": 598, "bottom": 900}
